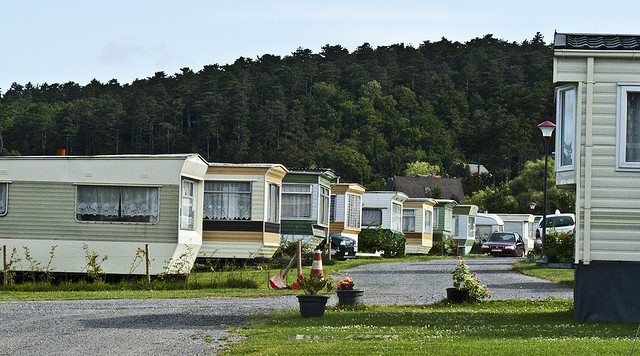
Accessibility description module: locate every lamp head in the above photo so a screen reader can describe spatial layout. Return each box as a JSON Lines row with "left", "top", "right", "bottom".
{"left": 537, "top": 121, "right": 556, "bottom": 140}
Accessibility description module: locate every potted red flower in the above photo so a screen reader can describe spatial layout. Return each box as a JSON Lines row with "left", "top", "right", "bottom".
{"left": 336, "top": 277, "right": 364, "bottom": 306}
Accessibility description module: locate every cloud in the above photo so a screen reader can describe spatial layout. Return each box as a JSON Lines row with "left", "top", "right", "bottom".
{"left": 99, "top": 36, "right": 143, "bottom": 64}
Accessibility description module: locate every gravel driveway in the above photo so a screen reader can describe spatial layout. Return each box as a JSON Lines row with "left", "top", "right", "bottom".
{"left": 0, "top": 258, "right": 572, "bottom": 355}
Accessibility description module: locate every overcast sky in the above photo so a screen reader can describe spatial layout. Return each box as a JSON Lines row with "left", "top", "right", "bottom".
{"left": 1, "top": 1, "right": 637, "bottom": 94}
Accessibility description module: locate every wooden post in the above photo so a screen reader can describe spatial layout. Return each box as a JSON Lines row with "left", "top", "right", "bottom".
{"left": 145, "top": 244, "right": 151, "bottom": 284}
{"left": 296, "top": 241, "right": 302, "bottom": 277}
{"left": 3, "top": 245, "right": 7, "bottom": 286}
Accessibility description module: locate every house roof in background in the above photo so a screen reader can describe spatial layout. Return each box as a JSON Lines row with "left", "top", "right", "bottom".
{"left": 554, "top": 33, "right": 640, "bottom": 50}
{"left": 390, "top": 175, "right": 464, "bottom": 203}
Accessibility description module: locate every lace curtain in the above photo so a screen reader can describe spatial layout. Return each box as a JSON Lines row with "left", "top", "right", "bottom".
{"left": 267, "top": 183, "right": 280, "bottom": 223}
{"left": 346, "top": 194, "right": 361, "bottom": 228}
{"left": 76, "top": 186, "right": 159, "bottom": 217}
{"left": 203, "top": 181, "right": 251, "bottom": 220}
{"left": 77, "top": 186, "right": 120, "bottom": 216}
{"left": 391, "top": 203, "right": 403, "bottom": 231}
{"left": 0, "top": 183, "right": 6, "bottom": 214}
{"left": 362, "top": 208, "right": 382, "bottom": 227}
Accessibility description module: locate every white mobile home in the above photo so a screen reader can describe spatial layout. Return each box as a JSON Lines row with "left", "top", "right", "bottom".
{"left": 200, "top": 163, "right": 288, "bottom": 259}
{"left": 475, "top": 213, "right": 504, "bottom": 240}
{"left": 452, "top": 205, "right": 478, "bottom": 255}
{"left": 361, "top": 191, "right": 408, "bottom": 232}
{"left": 496, "top": 214, "right": 536, "bottom": 252}
{"left": 402, "top": 198, "right": 436, "bottom": 254}
{"left": 0, "top": 154, "right": 208, "bottom": 275}
{"left": 554, "top": 32, "right": 640, "bottom": 322}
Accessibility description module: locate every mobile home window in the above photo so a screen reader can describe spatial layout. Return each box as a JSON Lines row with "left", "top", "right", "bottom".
{"left": 617, "top": 85, "right": 640, "bottom": 170}
{"left": 346, "top": 193, "right": 361, "bottom": 229}
{"left": 362, "top": 208, "right": 382, "bottom": 227}
{"left": 556, "top": 85, "right": 576, "bottom": 170}
{"left": 267, "top": 183, "right": 280, "bottom": 223}
{"left": 402, "top": 209, "right": 415, "bottom": 233}
{"left": 180, "top": 179, "right": 196, "bottom": 230}
{"left": 282, "top": 184, "right": 312, "bottom": 219}
{"left": 0, "top": 183, "right": 7, "bottom": 216}
{"left": 425, "top": 210, "right": 432, "bottom": 234}
{"left": 433, "top": 209, "right": 439, "bottom": 230}
{"left": 391, "top": 202, "right": 403, "bottom": 232}
{"left": 203, "top": 181, "right": 251, "bottom": 220}
{"left": 76, "top": 185, "right": 159, "bottom": 223}
{"left": 453, "top": 216, "right": 460, "bottom": 237}
{"left": 318, "top": 186, "right": 330, "bottom": 226}
{"left": 329, "top": 195, "right": 337, "bottom": 222}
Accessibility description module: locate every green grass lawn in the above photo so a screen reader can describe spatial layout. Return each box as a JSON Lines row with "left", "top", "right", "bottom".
{"left": 511, "top": 261, "right": 574, "bottom": 287}
{"left": 0, "top": 255, "right": 445, "bottom": 301}
{"left": 225, "top": 300, "right": 638, "bottom": 356}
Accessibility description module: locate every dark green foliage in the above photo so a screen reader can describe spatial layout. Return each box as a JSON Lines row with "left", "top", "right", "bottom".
{"left": 0, "top": 34, "right": 554, "bottom": 187}
{"left": 543, "top": 231, "right": 574, "bottom": 263}
{"left": 358, "top": 227, "right": 406, "bottom": 258}
{"left": 428, "top": 237, "right": 459, "bottom": 256}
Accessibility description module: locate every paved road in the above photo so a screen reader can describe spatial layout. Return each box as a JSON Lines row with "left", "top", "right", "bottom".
{"left": 0, "top": 258, "right": 572, "bottom": 355}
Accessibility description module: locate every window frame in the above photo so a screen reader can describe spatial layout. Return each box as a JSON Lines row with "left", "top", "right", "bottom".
{"left": 267, "top": 182, "right": 281, "bottom": 223}
{"left": 425, "top": 209, "right": 433, "bottom": 234}
{"left": 281, "top": 183, "right": 313, "bottom": 220}
{"left": 345, "top": 193, "right": 361, "bottom": 229}
{"left": 0, "top": 182, "right": 8, "bottom": 217}
{"left": 180, "top": 178, "right": 196, "bottom": 231}
{"left": 402, "top": 209, "right": 416, "bottom": 233}
{"left": 362, "top": 208, "right": 383, "bottom": 227}
{"left": 318, "top": 185, "right": 330, "bottom": 227}
{"left": 556, "top": 85, "right": 577, "bottom": 172}
{"left": 203, "top": 180, "right": 253, "bottom": 221}
{"left": 75, "top": 184, "right": 160, "bottom": 224}
{"left": 617, "top": 84, "right": 640, "bottom": 170}
{"left": 391, "top": 201, "right": 403, "bottom": 232}
{"left": 329, "top": 194, "right": 337, "bottom": 222}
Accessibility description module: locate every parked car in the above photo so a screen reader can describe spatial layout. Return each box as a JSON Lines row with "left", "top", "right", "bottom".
{"left": 316, "top": 234, "right": 356, "bottom": 260}
{"left": 480, "top": 232, "right": 525, "bottom": 257}
{"left": 535, "top": 210, "right": 575, "bottom": 252}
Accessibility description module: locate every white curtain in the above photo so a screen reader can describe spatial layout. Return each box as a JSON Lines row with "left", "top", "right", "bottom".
{"left": 362, "top": 208, "right": 381, "bottom": 227}
{"left": 76, "top": 186, "right": 120, "bottom": 216}
{"left": 203, "top": 181, "right": 251, "bottom": 220}
{"left": 282, "top": 185, "right": 311, "bottom": 219}
{"left": 347, "top": 194, "right": 361, "bottom": 228}
{"left": 181, "top": 180, "right": 195, "bottom": 230}
{"left": 403, "top": 210, "right": 415, "bottom": 232}
{"left": 391, "top": 203, "right": 403, "bottom": 231}
{"left": 121, "top": 187, "right": 159, "bottom": 217}
{"left": 267, "top": 183, "right": 280, "bottom": 222}
{"left": 0, "top": 183, "right": 6, "bottom": 214}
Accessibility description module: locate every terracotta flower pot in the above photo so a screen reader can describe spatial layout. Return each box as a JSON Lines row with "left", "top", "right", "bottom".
{"left": 336, "top": 289, "right": 364, "bottom": 306}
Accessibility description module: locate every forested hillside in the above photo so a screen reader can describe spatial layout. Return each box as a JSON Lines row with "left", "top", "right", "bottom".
{"left": 0, "top": 33, "right": 553, "bottom": 187}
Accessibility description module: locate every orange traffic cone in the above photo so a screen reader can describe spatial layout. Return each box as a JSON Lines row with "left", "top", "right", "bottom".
{"left": 310, "top": 250, "right": 324, "bottom": 278}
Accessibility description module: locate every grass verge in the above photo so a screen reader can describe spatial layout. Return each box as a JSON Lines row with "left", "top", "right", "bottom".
{"left": 512, "top": 261, "right": 574, "bottom": 287}
{"left": 0, "top": 255, "right": 452, "bottom": 301}
{"left": 225, "top": 300, "right": 637, "bottom": 356}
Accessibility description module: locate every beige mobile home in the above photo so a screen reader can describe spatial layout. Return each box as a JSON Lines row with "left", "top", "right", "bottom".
{"left": 0, "top": 154, "right": 208, "bottom": 275}
{"left": 200, "top": 163, "right": 288, "bottom": 259}
{"left": 402, "top": 198, "right": 436, "bottom": 254}
{"left": 554, "top": 32, "right": 640, "bottom": 322}
{"left": 329, "top": 183, "right": 365, "bottom": 246}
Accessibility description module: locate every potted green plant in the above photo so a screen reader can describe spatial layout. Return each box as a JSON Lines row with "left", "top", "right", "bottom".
{"left": 336, "top": 277, "right": 364, "bottom": 306}
{"left": 297, "top": 275, "right": 334, "bottom": 317}
{"left": 448, "top": 256, "right": 492, "bottom": 303}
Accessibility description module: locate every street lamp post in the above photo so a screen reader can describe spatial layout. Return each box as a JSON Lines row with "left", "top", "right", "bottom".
{"left": 537, "top": 121, "right": 556, "bottom": 256}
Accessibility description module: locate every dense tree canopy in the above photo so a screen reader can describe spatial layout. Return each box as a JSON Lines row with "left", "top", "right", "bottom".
{"left": 0, "top": 33, "right": 555, "bottom": 190}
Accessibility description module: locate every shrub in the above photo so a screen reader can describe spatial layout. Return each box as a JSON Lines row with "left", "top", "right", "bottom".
{"left": 429, "top": 237, "right": 459, "bottom": 256}
{"left": 358, "top": 227, "right": 406, "bottom": 258}
{"left": 544, "top": 231, "right": 574, "bottom": 263}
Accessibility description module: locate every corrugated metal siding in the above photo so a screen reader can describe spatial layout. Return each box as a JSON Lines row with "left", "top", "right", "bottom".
{"left": 0, "top": 181, "right": 178, "bottom": 243}
{"left": 362, "top": 193, "right": 392, "bottom": 228}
